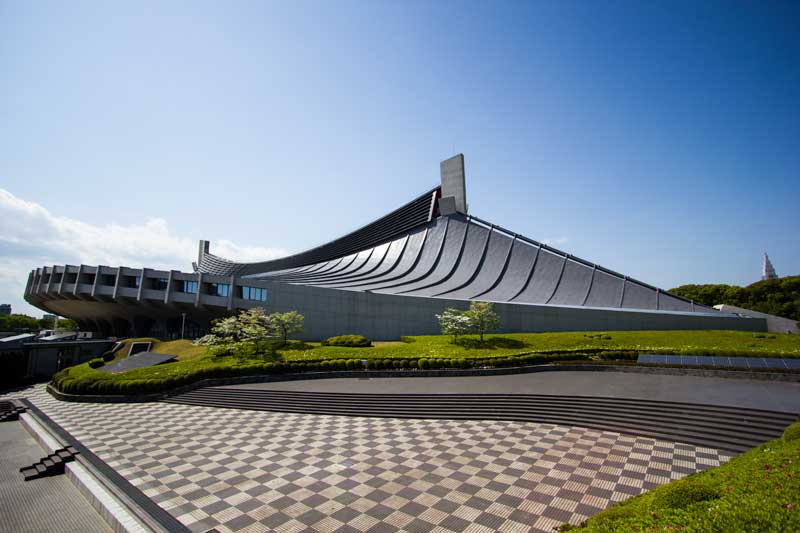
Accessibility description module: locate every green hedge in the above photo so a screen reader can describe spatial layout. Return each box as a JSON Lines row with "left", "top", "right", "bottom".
{"left": 52, "top": 352, "right": 593, "bottom": 397}
{"left": 321, "top": 335, "right": 372, "bottom": 347}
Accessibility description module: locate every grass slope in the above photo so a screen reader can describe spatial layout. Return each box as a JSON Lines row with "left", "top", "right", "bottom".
{"left": 562, "top": 421, "right": 800, "bottom": 532}
{"left": 108, "top": 338, "right": 209, "bottom": 361}
{"left": 53, "top": 330, "right": 800, "bottom": 397}
{"left": 286, "top": 330, "right": 800, "bottom": 361}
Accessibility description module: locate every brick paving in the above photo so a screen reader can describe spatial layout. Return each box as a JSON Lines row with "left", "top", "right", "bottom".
{"left": 2, "top": 385, "right": 733, "bottom": 532}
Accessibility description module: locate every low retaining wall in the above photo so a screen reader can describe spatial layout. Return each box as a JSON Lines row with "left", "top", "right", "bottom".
{"left": 47, "top": 363, "right": 800, "bottom": 404}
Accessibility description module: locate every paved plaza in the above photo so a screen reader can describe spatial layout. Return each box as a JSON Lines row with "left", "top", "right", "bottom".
{"left": 1, "top": 384, "right": 735, "bottom": 533}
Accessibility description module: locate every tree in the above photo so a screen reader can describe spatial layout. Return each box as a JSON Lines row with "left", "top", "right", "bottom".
{"left": 200, "top": 307, "right": 275, "bottom": 347}
{"left": 464, "top": 301, "right": 500, "bottom": 341}
{"left": 670, "top": 275, "right": 800, "bottom": 321}
{"left": 269, "top": 311, "right": 304, "bottom": 343}
{"left": 0, "top": 314, "right": 39, "bottom": 332}
{"left": 436, "top": 308, "right": 472, "bottom": 343}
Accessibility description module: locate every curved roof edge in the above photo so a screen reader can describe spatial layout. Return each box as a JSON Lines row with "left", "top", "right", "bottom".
{"left": 197, "top": 186, "right": 440, "bottom": 276}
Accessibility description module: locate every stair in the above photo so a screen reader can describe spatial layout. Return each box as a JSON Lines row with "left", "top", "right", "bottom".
{"left": 0, "top": 400, "right": 26, "bottom": 422}
{"left": 20, "top": 446, "right": 79, "bottom": 481}
{"left": 164, "top": 388, "right": 798, "bottom": 454}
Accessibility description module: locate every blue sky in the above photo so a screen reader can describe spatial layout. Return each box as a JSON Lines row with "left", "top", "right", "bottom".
{"left": 1, "top": 1, "right": 798, "bottom": 316}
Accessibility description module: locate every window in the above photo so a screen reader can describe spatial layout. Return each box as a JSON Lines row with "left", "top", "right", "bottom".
{"left": 241, "top": 286, "right": 267, "bottom": 302}
{"left": 123, "top": 275, "right": 140, "bottom": 288}
{"left": 208, "top": 283, "right": 229, "bottom": 297}
{"left": 182, "top": 280, "right": 198, "bottom": 294}
{"left": 151, "top": 278, "right": 169, "bottom": 290}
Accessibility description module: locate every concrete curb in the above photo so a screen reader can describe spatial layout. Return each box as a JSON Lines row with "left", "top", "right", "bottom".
{"left": 19, "top": 412, "right": 151, "bottom": 533}
{"left": 48, "top": 363, "right": 800, "bottom": 404}
{"left": 19, "top": 400, "right": 189, "bottom": 533}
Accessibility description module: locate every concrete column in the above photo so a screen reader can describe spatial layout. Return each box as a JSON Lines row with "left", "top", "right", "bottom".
{"left": 656, "top": 289, "right": 660, "bottom": 310}
{"left": 73, "top": 265, "right": 83, "bottom": 296}
{"left": 34, "top": 267, "right": 43, "bottom": 295}
{"left": 164, "top": 271, "right": 175, "bottom": 304}
{"left": 137, "top": 268, "right": 146, "bottom": 302}
{"left": 227, "top": 275, "right": 236, "bottom": 310}
{"left": 46, "top": 265, "right": 57, "bottom": 293}
{"left": 618, "top": 277, "right": 627, "bottom": 307}
{"left": 440, "top": 154, "right": 467, "bottom": 214}
{"left": 91, "top": 266, "right": 103, "bottom": 298}
{"left": 194, "top": 272, "right": 204, "bottom": 307}
{"left": 57, "top": 265, "right": 66, "bottom": 295}
{"left": 112, "top": 267, "right": 122, "bottom": 299}
{"left": 24, "top": 271, "right": 33, "bottom": 296}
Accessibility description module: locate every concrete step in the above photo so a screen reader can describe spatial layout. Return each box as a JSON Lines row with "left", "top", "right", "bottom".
{"left": 165, "top": 389, "right": 797, "bottom": 454}
{"left": 174, "top": 389, "right": 793, "bottom": 433}
{"left": 203, "top": 389, "right": 798, "bottom": 423}
{"left": 168, "top": 396, "right": 768, "bottom": 452}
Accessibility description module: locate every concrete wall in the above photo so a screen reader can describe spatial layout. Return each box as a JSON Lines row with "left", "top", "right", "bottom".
{"left": 259, "top": 280, "right": 766, "bottom": 340}
{"left": 715, "top": 304, "right": 798, "bottom": 334}
{"left": 26, "top": 263, "right": 767, "bottom": 340}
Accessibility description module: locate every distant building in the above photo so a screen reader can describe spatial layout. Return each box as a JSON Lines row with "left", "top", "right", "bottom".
{"left": 0, "top": 304, "right": 10, "bottom": 315}
{"left": 42, "top": 313, "right": 56, "bottom": 321}
{"left": 762, "top": 252, "right": 778, "bottom": 281}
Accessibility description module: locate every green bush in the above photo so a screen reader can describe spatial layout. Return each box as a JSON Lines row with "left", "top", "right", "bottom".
{"left": 87, "top": 358, "right": 104, "bottom": 369}
{"left": 783, "top": 421, "right": 800, "bottom": 442}
{"left": 652, "top": 479, "right": 719, "bottom": 509}
{"left": 418, "top": 358, "right": 428, "bottom": 369}
{"left": 321, "top": 335, "right": 372, "bottom": 347}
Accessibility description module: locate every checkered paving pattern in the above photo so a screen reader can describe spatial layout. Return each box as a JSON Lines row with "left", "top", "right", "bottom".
{"left": 3, "top": 386, "right": 733, "bottom": 532}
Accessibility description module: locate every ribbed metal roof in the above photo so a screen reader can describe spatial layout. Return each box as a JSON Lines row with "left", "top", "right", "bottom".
{"left": 198, "top": 187, "right": 440, "bottom": 276}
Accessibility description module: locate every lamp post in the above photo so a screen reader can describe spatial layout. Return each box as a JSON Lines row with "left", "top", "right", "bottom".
{"left": 181, "top": 312, "right": 186, "bottom": 339}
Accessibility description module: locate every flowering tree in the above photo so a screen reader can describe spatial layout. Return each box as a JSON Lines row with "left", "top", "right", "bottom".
{"left": 464, "top": 301, "right": 499, "bottom": 341}
{"left": 436, "top": 308, "right": 473, "bottom": 343}
{"left": 194, "top": 307, "right": 275, "bottom": 348}
{"left": 269, "top": 311, "right": 305, "bottom": 343}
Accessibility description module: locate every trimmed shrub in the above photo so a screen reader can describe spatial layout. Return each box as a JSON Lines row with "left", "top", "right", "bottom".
{"left": 88, "top": 358, "right": 104, "bottom": 369}
{"left": 321, "top": 335, "right": 372, "bottom": 347}
{"left": 408, "top": 359, "right": 418, "bottom": 369}
{"left": 653, "top": 480, "right": 719, "bottom": 509}
{"left": 783, "top": 421, "right": 800, "bottom": 442}
{"left": 418, "top": 358, "right": 428, "bottom": 369}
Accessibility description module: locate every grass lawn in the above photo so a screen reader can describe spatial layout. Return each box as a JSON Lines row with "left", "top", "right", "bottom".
{"left": 53, "top": 329, "right": 800, "bottom": 398}
{"left": 561, "top": 421, "right": 800, "bottom": 531}
{"left": 108, "top": 337, "right": 209, "bottom": 361}
{"left": 283, "top": 330, "right": 800, "bottom": 361}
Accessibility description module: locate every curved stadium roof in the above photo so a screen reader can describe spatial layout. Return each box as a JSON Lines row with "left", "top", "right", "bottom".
{"left": 197, "top": 186, "right": 708, "bottom": 314}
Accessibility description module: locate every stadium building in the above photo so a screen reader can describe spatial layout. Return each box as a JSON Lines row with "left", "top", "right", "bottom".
{"left": 24, "top": 156, "right": 765, "bottom": 339}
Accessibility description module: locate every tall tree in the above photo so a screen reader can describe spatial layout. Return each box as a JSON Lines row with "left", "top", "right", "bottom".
{"left": 269, "top": 311, "right": 304, "bottom": 343}
{"left": 436, "top": 308, "right": 472, "bottom": 343}
{"left": 464, "top": 301, "right": 500, "bottom": 341}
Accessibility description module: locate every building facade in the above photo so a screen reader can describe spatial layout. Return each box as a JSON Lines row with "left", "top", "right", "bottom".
{"left": 24, "top": 156, "right": 766, "bottom": 339}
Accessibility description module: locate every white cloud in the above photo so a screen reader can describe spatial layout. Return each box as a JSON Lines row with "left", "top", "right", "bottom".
{"left": 0, "top": 188, "right": 289, "bottom": 316}
{"left": 541, "top": 236, "right": 569, "bottom": 247}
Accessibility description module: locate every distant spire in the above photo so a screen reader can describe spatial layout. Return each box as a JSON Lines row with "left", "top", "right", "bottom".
{"left": 762, "top": 252, "right": 777, "bottom": 280}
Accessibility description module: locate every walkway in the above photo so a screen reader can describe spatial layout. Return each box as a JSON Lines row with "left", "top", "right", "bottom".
{"left": 0, "top": 420, "right": 111, "bottom": 533}
{"left": 3, "top": 384, "right": 736, "bottom": 532}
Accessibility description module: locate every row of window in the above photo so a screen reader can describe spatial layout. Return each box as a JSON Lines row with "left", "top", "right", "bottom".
{"left": 241, "top": 286, "right": 267, "bottom": 302}
{"left": 35, "top": 272, "right": 267, "bottom": 302}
